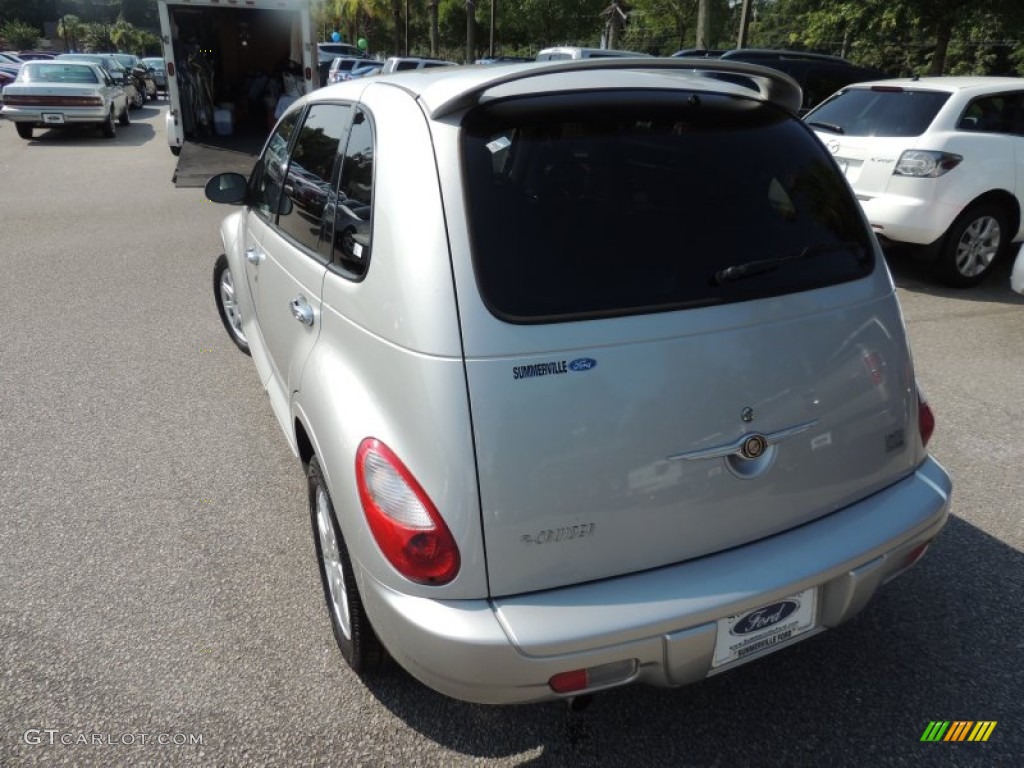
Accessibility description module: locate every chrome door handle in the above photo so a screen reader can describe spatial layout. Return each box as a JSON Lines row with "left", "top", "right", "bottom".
{"left": 289, "top": 296, "right": 314, "bottom": 327}
{"left": 245, "top": 247, "right": 263, "bottom": 265}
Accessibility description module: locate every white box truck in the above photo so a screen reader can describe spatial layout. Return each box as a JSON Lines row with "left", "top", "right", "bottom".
{"left": 157, "top": 0, "right": 317, "bottom": 184}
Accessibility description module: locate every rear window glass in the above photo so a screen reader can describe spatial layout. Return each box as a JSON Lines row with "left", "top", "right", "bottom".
{"left": 805, "top": 87, "right": 951, "bottom": 137}
{"left": 22, "top": 63, "right": 99, "bottom": 83}
{"left": 461, "top": 91, "right": 873, "bottom": 323}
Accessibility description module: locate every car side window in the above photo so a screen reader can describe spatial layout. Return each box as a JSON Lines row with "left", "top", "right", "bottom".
{"left": 331, "top": 108, "right": 374, "bottom": 277}
{"left": 958, "top": 94, "right": 1014, "bottom": 133}
{"left": 248, "top": 111, "right": 300, "bottom": 221}
{"left": 1000, "top": 92, "right": 1024, "bottom": 135}
{"left": 276, "top": 103, "right": 353, "bottom": 254}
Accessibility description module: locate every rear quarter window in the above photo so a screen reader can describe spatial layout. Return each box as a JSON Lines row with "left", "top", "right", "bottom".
{"left": 461, "top": 91, "right": 874, "bottom": 323}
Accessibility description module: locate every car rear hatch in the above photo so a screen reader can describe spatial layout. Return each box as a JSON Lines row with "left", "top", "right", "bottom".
{"left": 805, "top": 85, "right": 952, "bottom": 196}
{"left": 453, "top": 88, "right": 922, "bottom": 597}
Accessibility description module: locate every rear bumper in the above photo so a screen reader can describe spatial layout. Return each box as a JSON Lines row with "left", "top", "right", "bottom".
{"left": 858, "top": 192, "right": 959, "bottom": 246}
{"left": 360, "top": 456, "right": 952, "bottom": 705}
{"left": 0, "top": 106, "right": 110, "bottom": 124}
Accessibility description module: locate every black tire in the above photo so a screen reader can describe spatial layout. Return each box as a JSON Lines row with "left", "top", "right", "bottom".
{"left": 101, "top": 109, "right": 116, "bottom": 138}
{"left": 131, "top": 87, "right": 144, "bottom": 109}
{"left": 308, "top": 456, "right": 385, "bottom": 673}
{"left": 212, "top": 254, "right": 251, "bottom": 356}
{"left": 934, "top": 203, "right": 1009, "bottom": 287}
{"left": 118, "top": 103, "right": 130, "bottom": 126}
{"left": 170, "top": 145, "right": 181, "bottom": 157}
{"left": 15, "top": 123, "right": 33, "bottom": 140}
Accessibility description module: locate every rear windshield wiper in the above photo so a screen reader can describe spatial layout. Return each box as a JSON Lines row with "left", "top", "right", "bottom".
{"left": 806, "top": 120, "right": 844, "bottom": 134}
{"left": 714, "top": 242, "right": 865, "bottom": 285}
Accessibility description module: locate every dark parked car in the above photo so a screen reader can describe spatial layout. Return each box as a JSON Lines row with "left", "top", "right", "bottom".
{"left": 109, "top": 53, "right": 157, "bottom": 101}
{"left": 141, "top": 57, "right": 167, "bottom": 93}
{"left": 17, "top": 51, "right": 57, "bottom": 61}
{"left": 0, "top": 64, "right": 19, "bottom": 93}
{"left": 672, "top": 48, "right": 887, "bottom": 114}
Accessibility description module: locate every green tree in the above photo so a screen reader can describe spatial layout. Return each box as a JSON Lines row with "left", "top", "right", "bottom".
{"left": 0, "top": 18, "right": 40, "bottom": 48}
{"left": 120, "top": 0, "right": 158, "bottom": 29}
{"left": 80, "top": 20, "right": 115, "bottom": 51}
{"left": 111, "top": 14, "right": 142, "bottom": 53}
{"left": 0, "top": 0, "right": 59, "bottom": 28}
{"left": 57, "top": 14, "right": 85, "bottom": 51}
{"left": 323, "top": 0, "right": 388, "bottom": 52}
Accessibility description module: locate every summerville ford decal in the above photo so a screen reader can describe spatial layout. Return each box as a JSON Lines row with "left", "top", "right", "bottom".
{"left": 512, "top": 358, "right": 597, "bottom": 379}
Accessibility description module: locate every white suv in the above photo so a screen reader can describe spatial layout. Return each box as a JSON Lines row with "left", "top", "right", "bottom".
{"left": 806, "top": 77, "right": 1024, "bottom": 286}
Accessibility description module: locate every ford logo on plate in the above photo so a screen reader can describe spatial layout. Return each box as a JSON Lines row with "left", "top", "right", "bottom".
{"left": 731, "top": 600, "right": 799, "bottom": 636}
{"left": 568, "top": 358, "right": 597, "bottom": 372}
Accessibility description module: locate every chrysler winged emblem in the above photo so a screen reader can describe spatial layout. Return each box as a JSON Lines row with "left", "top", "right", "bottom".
{"left": 666, "top": 420, "right": 817, "bottom": 463}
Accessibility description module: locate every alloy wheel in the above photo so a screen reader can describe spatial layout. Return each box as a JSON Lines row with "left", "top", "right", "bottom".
{"left": 218, "top": 267, "right": 247, "bottom": 344}
{"left": 315, "top": 487, "right": 352, "bottom": 640}
{"left": 954, "top": 215, "right": 1001, "bottom": 278}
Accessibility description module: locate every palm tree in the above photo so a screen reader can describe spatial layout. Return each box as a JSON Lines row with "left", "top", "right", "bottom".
{"left": 58, "top": 14, "right": 84, "bottom": 52}
{"left": 112, "top": 15, "right": 141, "bottom": 54}
{"left": 327, "top": 0, "right": 385, "bottom": 51}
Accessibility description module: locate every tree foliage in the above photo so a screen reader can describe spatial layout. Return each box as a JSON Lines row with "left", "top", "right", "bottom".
{"left": 1, "top": 18, "right": 40, "bottom": 48}
{"left": 1, "top": 0, "right": 1022, "bottom": 74}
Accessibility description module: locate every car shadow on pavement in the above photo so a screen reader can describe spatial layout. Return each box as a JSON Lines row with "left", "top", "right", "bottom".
{"left": 886, "top": 244, "right": 1024, "bottom": 306}
{"left": 361, "top": 515, "right": 1023, "bottom": 766}
{"left": 21, "top": 121, "right": 156, "bottom": 148}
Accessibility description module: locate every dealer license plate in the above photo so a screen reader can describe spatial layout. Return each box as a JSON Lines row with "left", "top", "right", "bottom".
{"left": 42, "top": 113, "right": 65, "bottom": 124}
{"left": 712, "top": 588, "right": 818, "bottom": 668}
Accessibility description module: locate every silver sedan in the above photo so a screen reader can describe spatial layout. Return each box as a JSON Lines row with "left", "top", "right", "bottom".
{"left": 1, "top": 60, "right": 129, "bottom": 139}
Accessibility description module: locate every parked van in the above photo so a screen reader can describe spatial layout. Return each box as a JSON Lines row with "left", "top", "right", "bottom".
{"left": 536, "top": 46, "right": 651, "bottom": 61}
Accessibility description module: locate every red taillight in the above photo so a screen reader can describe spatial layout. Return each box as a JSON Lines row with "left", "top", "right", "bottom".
{"left": 549, "top": 660, "right": 637, "bottom": 694}
{"left": 5, "top": 95, "right": 102, "bottom": 107}
{"left": 549, "top": 669, "right": 589, "bottom": 694}
{"left": 918, "top": 391, "right": 935, "bottom": 447}
{"left": 356, "top": 438, "right": 460, "bottom": 585}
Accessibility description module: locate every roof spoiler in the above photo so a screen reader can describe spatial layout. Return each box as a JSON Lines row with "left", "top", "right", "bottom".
{"left": 427, "top": 58, "right": 802, "bottom": 119}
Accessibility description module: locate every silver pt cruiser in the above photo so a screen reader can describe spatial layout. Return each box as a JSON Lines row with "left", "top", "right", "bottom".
{"left": 206, "top": 58, "right": 952, "bottom": 705}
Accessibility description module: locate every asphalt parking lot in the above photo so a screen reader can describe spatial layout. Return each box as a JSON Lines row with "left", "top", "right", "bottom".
{"left": 0, "top": 105, "right": 1021, "bottom": 767}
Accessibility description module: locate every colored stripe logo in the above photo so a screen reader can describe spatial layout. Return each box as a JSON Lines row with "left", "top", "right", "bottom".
{"left": 920, "top": 721, "right": 997, "bottom": 742}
